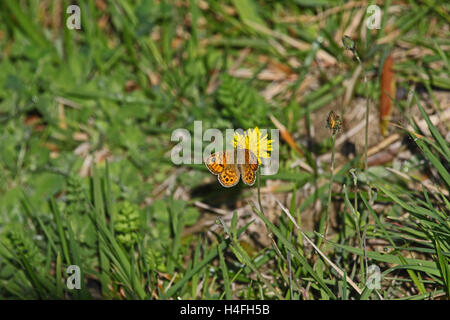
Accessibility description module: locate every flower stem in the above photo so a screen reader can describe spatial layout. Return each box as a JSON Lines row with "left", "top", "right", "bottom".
{"left": 257, "top": 168, "right": 264, "bottom": 216}
{"left": 317, "top": 132, "right": 337, "bottom": 247}
{"left": 354, "top": 51, "right": 371, "bottom": 200}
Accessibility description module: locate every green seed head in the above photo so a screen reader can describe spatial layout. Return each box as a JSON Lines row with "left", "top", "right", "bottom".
{"left": 342, "top": 35, "right": 356, "bottom": 52}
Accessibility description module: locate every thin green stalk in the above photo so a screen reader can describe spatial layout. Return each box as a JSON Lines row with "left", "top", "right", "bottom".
{"left": 343, "top": 184, "right": 365, "bottom": 286}
{"left": 349, "top": 169, "right": 367, "bottom": 285}
{"left": 257, "top": 168, "right": 264, "bottom": 216}
{"left": 343, "top": 36, "right": 373, "bottom": 287}
{"left": 318, "top": 131, "right": 337, "bottom": 248}
{"left": 354, "top": 51, "right": 372, "bottom": 200}
{"left": 342, "top": 36, "right": 371, "bottom": 199}
{"left": 326, "top": 132, "right": 337, "bottom": 234}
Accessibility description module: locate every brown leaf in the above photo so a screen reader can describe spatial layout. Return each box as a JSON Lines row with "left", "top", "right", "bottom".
{"left": 380, "top": 55, "right": 395, "bottom": 136}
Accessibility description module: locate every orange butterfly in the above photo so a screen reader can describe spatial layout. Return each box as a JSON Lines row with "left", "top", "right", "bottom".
{"left": 205, "top": 149, "right": 258, "bottom": 187}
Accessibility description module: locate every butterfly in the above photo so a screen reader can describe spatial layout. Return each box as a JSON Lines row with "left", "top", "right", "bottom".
{"left": 205, "top": 149, "right": 258, "bottom": 187}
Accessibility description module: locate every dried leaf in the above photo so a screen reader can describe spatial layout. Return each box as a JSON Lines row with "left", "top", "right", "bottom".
{"left": 380, "top": 55, "right": 395, "bottom": 136}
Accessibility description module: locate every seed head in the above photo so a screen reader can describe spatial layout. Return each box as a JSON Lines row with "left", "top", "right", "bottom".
{"left": 326, "top": 110, "right": 341, "bottom": 135}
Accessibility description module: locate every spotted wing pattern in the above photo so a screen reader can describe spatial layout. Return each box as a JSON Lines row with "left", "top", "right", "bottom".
{"left": 239, "top": 149, "right": 258, "bottom": 186}
{"left": 205, "top": 149, "right": 258, "bottom": 187}
{"left": 218, "top": 164, "right": 240, "bottom": 187}
{"left": 205, "top": 151, "right": 227, "bottom": 174}
{"left": 206, "top": 151, "right": 241, "bottom": 187}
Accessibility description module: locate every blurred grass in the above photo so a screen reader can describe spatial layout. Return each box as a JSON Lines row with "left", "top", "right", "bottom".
{"left": 0, "top": 0, "right": 449, "bottom": 300}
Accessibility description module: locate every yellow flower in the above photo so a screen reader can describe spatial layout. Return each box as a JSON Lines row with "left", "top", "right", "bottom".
{"left": 233, "top": 127, "right": 272, "bottom": 164}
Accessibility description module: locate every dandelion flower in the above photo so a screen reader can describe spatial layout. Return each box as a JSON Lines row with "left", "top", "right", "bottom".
{"left": 233, "top": 127, "right": 272, "bottom": 164}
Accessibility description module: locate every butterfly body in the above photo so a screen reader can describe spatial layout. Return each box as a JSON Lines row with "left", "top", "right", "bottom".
{"left": 205, "top": 149, "right": 258, "bottom": 187}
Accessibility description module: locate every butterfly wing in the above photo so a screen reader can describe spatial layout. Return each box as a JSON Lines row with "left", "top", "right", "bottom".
{"left": 205, "top": 151, "right": 226, "bottom": 175}
{"left": 218, "top": 164, "right": 240, "bottom": 187}
{"left": 239, "top": 164, "right": 256, "bottom": 186}
{"left": 239, "top": 149, "right": 258, "bottom": 186}
{"left": 206, "top": 151, "right": 240, "bottom": 187}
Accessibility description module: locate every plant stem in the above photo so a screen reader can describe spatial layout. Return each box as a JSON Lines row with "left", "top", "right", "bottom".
{"left": 326, "top": 132, "right": 337, "bottom": 233}
{"left": 318, "top": 132, "right": 337, "bottom": 247}
{"left": 257, "top": 168, "right": 265, "bottom": 216}
{"left": 352, "top": 173, "right": 366, "bottom": 284}
{"left": 354, "top": 51, "right": 372, "bottom": 200}
{"left": 350, "top": 43, "right": 371, "bottom": 285}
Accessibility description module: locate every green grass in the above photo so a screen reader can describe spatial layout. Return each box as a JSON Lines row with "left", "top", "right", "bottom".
{"left": 0, "top": 0, "right": 449, "bottom": 300}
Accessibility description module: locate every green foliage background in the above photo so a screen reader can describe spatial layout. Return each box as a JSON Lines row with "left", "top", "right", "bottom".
{"left": 0, "top": 0, "right": 448, "bottom": 300}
